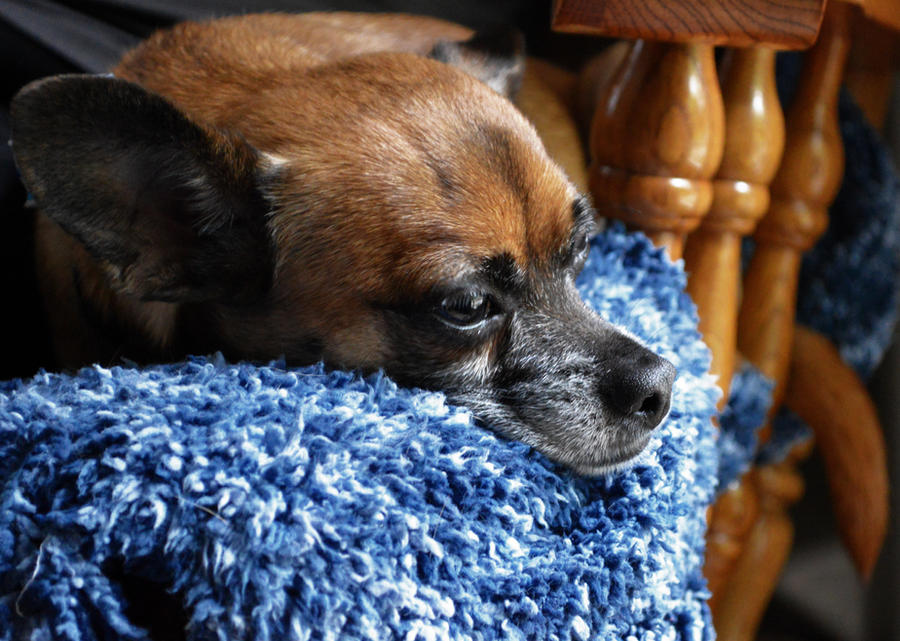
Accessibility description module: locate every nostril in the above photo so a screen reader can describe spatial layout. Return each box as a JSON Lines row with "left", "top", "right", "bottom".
{"left": 637, "top": 390, "right": 663, "bottom": 417}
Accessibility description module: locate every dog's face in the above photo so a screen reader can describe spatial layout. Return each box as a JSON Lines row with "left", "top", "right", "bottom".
{"left": 11, "top": 27, "right": 674, "bottom": 474}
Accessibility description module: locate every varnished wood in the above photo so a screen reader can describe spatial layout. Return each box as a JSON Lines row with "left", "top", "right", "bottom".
{"left": 842, "top": 0, "right": 900, "bottom": 32}
{"left": 552, "top": 0, "right": 826, "bottom": 49}
{"left": 786, "top": 326, "right": 889, "bottom": 579}
{"left": 588, "top": 40, "right": 724, "bottom": 259}
{"left": 705, "top": 480, "right": 760, "bottom": 610}
{"left": 738, "top": 1, "right": 851, "bottom": 417}
{"left": 575, "top": 41, "right": 630, "bottom": 137}
{"left": 713, "top": 447, "right": 810, "bottom": 641}
{"left": 685, "top": 48, "right": 784, "bottom": 405}
{"left": 738, "top": 244, "right": 805, "bottom": 418}
{"left": 563, "top": 3, "right": 891, "bottom": 636}
{"left": 715, "top": 5, "right": 854, "bottom": 638}
{"left": 686, "top": 47, "right": 786, "bottom": 607}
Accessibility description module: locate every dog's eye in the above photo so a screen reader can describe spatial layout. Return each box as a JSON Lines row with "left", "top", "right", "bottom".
{"left": 437, "top": 290, "right": 494, "bottom": 329}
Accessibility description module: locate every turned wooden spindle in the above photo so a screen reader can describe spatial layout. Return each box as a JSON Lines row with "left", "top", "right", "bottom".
{"left": 714, "top": 442, "right": 811, "bottom": 640}
{"left": 686, "top": 49, "right": 785, "bottom": 604}
{"left": 738, "top": 2, "right": 850, "bottom": 422}
{"left": 684, "top": 48, "right": 785, "bottom": 404}
{"left": 703, "top": 481, "right": 761, "bottom": 610}
{"left": 588, "top": 40, "right": 725, "bottom": 259}
{"left": 715, "top": 5, "right": 853, "bottom": 639}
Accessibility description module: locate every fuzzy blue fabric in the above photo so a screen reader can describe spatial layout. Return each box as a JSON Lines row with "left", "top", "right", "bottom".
{"left": 4, "top": 61, "right": 897, "bottom": 641}
{"left": 794, "top": 93, "right": 900, "bottom": 379}
{"left": 0, "top": 227, "right": 722, "bottom": 641}
{"left": 716, "top": 365, "right": 774, "bottom": 489}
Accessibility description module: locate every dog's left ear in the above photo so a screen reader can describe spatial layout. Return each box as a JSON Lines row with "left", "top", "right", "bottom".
{"left": 429, "top": 27, "right": 525, "bottom": 99}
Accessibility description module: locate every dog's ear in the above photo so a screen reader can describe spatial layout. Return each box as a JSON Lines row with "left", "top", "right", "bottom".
{"left": 10, "top": 74, "right": 274, "bottom": 304}
{"left": 429, "top": 27, "right": 525, "bottom": 99}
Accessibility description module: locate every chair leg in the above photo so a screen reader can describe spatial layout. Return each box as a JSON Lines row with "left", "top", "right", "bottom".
{"left": 685, "top": 47, "right": 785, "bottom": 407}
{"left": 716, "top": 4, "right": 853, "bottom": 639}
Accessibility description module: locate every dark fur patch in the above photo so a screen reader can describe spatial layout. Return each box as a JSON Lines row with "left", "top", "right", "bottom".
{"left": 470, "top": 124, "right": 530, "bottom": 208}
{"left": 480, "top": 253, "right": 525, "bottom": 293}
{"left": 11, "top": 75, "right": 274, "bottom": 304}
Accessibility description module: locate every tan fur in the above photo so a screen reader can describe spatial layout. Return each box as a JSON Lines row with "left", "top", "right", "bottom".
{"left": 18, "top": 13, "right": 677, "bottom": 474}
{"left": 25, "top": 12, "right": 589, "bottom": 372}
{"left": 35, "top": 13, "right": 583, "bottom": 367}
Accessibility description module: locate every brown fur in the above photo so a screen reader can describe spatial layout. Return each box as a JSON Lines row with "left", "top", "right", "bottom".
{"left": 35, "top": 13, "right": 577, "bottom": 370}
{"left": 14, "top": 13, "right": 674, "bottom": 474}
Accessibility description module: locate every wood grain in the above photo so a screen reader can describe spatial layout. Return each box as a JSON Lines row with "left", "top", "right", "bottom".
{"left": 588, "top": 40, "right": 724, "bottom": 258}
{"left": 712, "top": 450, "right": 810, "bottom": 641}
{"left": 738, "top": 1, "right": 850, "bottom": 414}
{"left": 687, "top": 51, "right": 785, "bottom": 604}
{"left": 714, "top": 5, "right": 854, "bottom": 639}
{"left": 552, "top": 0, "right": 826, "bottom": 49}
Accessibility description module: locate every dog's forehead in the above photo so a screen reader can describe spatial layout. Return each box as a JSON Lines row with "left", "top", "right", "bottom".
{"left": 264, "top": 53, "right": 578, "bottom": 286}
{"left": 449, "top": 123, "right": 576, "bottom": 260}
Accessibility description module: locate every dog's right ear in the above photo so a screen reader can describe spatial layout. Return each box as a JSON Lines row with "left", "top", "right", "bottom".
{"left": 10, "top": 74, "right": 275, "bottom": 304}
{"left": 429, "top": 27, "right": 525, "bottom": 99}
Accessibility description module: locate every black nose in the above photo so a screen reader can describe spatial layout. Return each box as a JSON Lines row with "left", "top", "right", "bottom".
{"left": 598, "top": 351, "right": 676, "bottom": 431}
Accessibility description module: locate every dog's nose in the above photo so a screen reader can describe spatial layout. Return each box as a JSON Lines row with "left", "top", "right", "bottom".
{"left": 599, "top": 353, "right": 676, "bottom": 431}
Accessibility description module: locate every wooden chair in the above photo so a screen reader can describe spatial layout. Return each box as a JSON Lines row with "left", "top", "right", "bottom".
{"left": 552, "top": 1, "right": 896, "bottom": 638}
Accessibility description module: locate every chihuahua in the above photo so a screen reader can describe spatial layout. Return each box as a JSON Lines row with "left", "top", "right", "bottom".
{"left": 10, "top": 12, "right": 675, "bottom": 474}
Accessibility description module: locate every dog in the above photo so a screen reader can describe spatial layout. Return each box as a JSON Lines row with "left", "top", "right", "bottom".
{"left": 10, "top": 12, "right": 676, "bottom": 475}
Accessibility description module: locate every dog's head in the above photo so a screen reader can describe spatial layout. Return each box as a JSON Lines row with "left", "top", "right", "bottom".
{"left": 10, "top": 29, "right": 674, "bottom": 474}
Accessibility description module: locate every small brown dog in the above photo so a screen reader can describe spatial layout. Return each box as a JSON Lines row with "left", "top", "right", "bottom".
{"left": 10, "top": 12, "right": 675, "bottom": 474}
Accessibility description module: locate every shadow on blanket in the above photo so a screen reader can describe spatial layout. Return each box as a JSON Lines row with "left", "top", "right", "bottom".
{"left": 2, "top": 227, "right": 725, "bottom": 641}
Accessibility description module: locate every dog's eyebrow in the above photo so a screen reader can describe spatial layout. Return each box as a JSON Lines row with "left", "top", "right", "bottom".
{"left": 479, "top": 252, "right": 525, "bottom": 292}
{"left": 471, "top": 123, "right": 528, "bottom": 203}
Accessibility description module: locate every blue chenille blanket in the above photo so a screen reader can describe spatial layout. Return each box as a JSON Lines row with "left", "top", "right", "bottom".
{"left": 1, "top": 227, "right": 724, "bottom": 641}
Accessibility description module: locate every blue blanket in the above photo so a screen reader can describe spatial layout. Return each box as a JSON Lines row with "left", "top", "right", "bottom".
{"left": 1, "top": 228, "right": 722, "bottom": 641}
